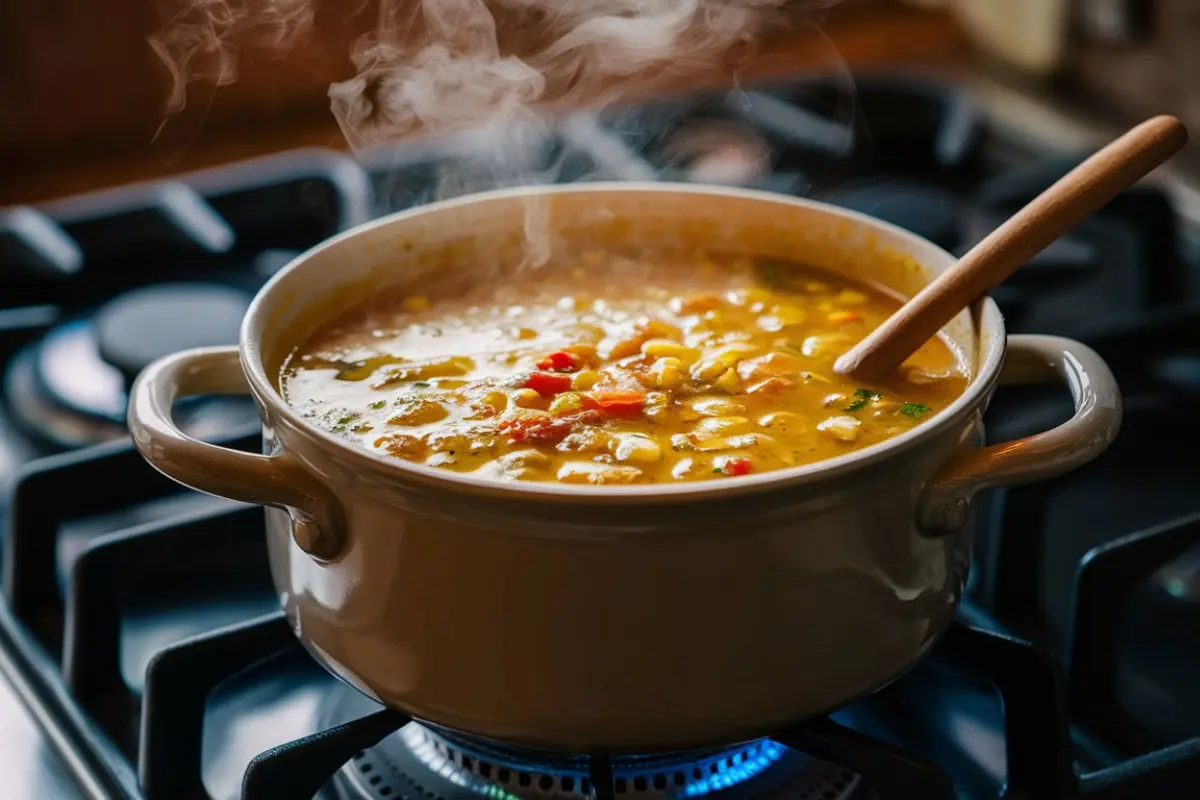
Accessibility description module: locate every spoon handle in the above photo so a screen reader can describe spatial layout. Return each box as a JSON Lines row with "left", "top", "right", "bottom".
{"left": 835, "top": 114, "right": 1188, "bottom": 381}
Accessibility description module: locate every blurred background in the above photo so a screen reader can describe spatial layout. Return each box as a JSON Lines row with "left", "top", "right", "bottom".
{"left": 4, "top": 0, "right": 1200, "bottom": 205}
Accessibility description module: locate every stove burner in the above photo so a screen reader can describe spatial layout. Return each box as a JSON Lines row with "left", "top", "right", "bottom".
{"left": 94, "top": 282, "right": 250, "bottom": 384}
{"left": 3, "top": 282, "right": 258, "bottom": 447}
{"left": 321, "top": 689, "right": 859, "bottom": 800}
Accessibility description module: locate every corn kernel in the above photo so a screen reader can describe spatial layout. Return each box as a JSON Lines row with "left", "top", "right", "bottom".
{"left": 571, "top": 370, "right": 600, "bottom": 391}
{"left": 836, "top": 289, "right": 869, "bottom": 305}
{"left": 650, "top": 357, "right": 684, "bottom": 389}
{"left": 387, "top": 399, "right": 449, "bottom": 426}
{"left": 548, "top": 392, "right": 585, "bottom": 415}
{"left": 610, "top": 433, "right": 663, "bottom": 464}
{"left": 691, "top": 357, "right": 726, "bottom": 382}
{"left": 714, "top": 368, "right": 743, "bottom": 394}
{"left": 799, "top": 334, "right": 852, "bottom": 358}
{"left": 512, "top": 388, "right": 547, "bottom": 409}
{"left": 564, "top": 343, "right": 598, "bottom": 364}
{"left": 642, "top": 339, "right": 701, "bottom": 365}
{"left": 713, "top": 342, "right": 760, "bottom": 364}
{"left": 401, "top": 295, "right": 430, "bottom": 312}
{"left": 688, "top": 396, "right": 746, "bottom": 416}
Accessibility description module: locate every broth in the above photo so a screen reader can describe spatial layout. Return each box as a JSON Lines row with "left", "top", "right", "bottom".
{"left": 281, "top": 250, "right": 968, "bottom": 485}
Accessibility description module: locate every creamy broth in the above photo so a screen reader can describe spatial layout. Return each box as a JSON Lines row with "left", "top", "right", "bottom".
{"left": 281, "top": 251, "right": 968, "bottom": 485}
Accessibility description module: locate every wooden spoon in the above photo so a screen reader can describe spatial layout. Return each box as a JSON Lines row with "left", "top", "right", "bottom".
{"left": 834, "top": 114, "right": 1188, "bottom": 382}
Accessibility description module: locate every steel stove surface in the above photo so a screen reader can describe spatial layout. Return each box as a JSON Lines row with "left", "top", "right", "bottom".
{"left": 2, "top": 71, "right": 1199, "bottom": 800}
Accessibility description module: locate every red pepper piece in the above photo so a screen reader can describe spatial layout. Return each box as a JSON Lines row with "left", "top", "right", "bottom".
{"left": 588, "top": 391, "right": 646, "bottom": 416}
{"left": 536, "top": 351, "right": 582, "bottom": 373}
{"left": 523, "top": 372, "right": 574, "bottom": 396}
{"left": 499, "top": 411, "right": 599, "bottom": 444}
{"left": 723, "top": 458, "right": 753, "bottom": 476}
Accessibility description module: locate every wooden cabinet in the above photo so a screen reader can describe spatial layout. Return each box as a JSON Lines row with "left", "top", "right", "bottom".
{"left": 0, "top": 1, "right": 964, "bottom": 204}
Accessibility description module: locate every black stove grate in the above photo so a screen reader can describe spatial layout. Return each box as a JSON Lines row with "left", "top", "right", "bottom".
{"left": 2, "top": 71, "right": 1200, "bottom": 800}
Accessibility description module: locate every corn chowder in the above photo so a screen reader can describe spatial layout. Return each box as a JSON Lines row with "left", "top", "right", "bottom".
{"left": 281, "top": 251, "right": 968, "bottom": 485}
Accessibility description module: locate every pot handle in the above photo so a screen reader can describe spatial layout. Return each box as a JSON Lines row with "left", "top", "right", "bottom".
{"left": 127, "top": 345, "right": 345, "bottom": 560}
{"left": 917, "top": 334, "right": 1121, "bottom": 534}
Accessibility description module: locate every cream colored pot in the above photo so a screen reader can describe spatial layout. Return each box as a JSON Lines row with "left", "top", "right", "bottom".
{"left": 127, "top": 184, "right": 1120, "bottom": 753}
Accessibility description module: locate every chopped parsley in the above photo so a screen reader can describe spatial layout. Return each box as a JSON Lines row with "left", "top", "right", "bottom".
{"left": 412, "top": 381, "right": 431, "bottom": 388}
{"left": 335, "top": 415, "right": 355, "bottom": 426}
{"left": 844, "top": 388, "right": 880, "bottom": 412}
{"left": 900, "top": 402, "right": 931, "bottom": 418}
{"left": 369, "top": 400, "right": 386, "bottom": 410}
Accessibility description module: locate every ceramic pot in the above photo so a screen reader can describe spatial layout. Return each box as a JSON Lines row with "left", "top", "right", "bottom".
{"left": 127, "top": 184, "right": 1120, "bottom": 753}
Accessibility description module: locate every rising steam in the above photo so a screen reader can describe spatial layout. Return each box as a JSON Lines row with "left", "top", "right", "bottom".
{"left": 149, "top": 0, "right": 838, "bottom": 150}
{"left": 149, "top": 0, "right": 316, "bottom": 114}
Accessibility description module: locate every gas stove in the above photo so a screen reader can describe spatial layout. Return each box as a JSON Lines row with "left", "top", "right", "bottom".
{"left": 2, "top": 70, "right": 1200, "bottom": 800}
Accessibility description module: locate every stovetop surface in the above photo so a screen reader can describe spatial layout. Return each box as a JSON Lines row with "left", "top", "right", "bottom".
{"left": 2, "top": 69, "right": 1200, "bottom": 800}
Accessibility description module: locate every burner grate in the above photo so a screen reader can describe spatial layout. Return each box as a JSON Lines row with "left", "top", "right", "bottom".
{"left": 327, "top": 720, "right": 858, "bottom": 800}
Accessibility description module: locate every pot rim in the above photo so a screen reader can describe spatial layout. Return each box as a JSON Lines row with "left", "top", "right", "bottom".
{"left": 240, "top": 182, "right": 1006, "bottom": 502}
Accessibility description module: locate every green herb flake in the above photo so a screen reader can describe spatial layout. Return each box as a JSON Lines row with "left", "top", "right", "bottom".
{"left": 843, "top": 388, "right": 881, "bottom": 413}
{"left": 412, "top": 381, "right": 431, "bottom": 388}
{"left": 900, "top": 402, "right": 931, "bottom": 418}
{"left": 369, "top": 400, "right": 386, "bottom": 410}
{"left": 335, "top": 415, "right": 355, "bottom": 426}
{"left": 713, "top": 466, "right": 724, "bottom": 474}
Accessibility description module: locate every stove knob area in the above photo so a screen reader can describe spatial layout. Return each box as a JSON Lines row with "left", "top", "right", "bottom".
{"left": 94, "top": 283, "right": 252, "bottom": 387}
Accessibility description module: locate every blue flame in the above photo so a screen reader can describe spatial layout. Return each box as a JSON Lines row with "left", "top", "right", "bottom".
{"left": 681, "top": 741, "right": 786, "bottom": 797}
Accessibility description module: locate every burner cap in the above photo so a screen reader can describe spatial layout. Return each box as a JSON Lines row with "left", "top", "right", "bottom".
{"left": 319, "top": 687, "right": 859, "bottom": 800}
{"left": 95, "top": 283, "right": 251, "bottom": 385}
{"left": 4, "top": 282, "right": 259, "bottom": 448}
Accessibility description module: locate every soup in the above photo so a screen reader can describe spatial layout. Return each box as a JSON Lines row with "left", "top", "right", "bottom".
{"left": 281, "top": 251, "right": 968, "bottom": 485}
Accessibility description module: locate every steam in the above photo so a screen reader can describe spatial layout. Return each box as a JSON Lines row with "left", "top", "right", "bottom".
{"left": 150, "top": 0, "right": 832, "bottom": 148}
{"left": 149, "top": 0, "right": 315, "bottom": 114}
{"left": 149, "top": 0, "right": 845, "bottom": 266}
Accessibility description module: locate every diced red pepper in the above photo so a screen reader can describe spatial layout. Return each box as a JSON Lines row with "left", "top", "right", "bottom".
{"left": 828, "top": 311, "right": 862, "bottom": 324}
{"left": 722, "top": 458, "right": 753, "bottom": 476}
{"left": 499, "top": 412, "right": 599, "bottom": 444}
{"left": 536, "top": 351, "right": 582, "bottom": 373}
{"left": 588, "top": 391, "right": 646, "bottom": 416}
{"left": 523, "top": 372, "right": 574, "bottom": 396}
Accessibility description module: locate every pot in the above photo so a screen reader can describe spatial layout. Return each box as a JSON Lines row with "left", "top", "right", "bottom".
{"left": 127, "top": 184, "right": 1120, "bottom": 753}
